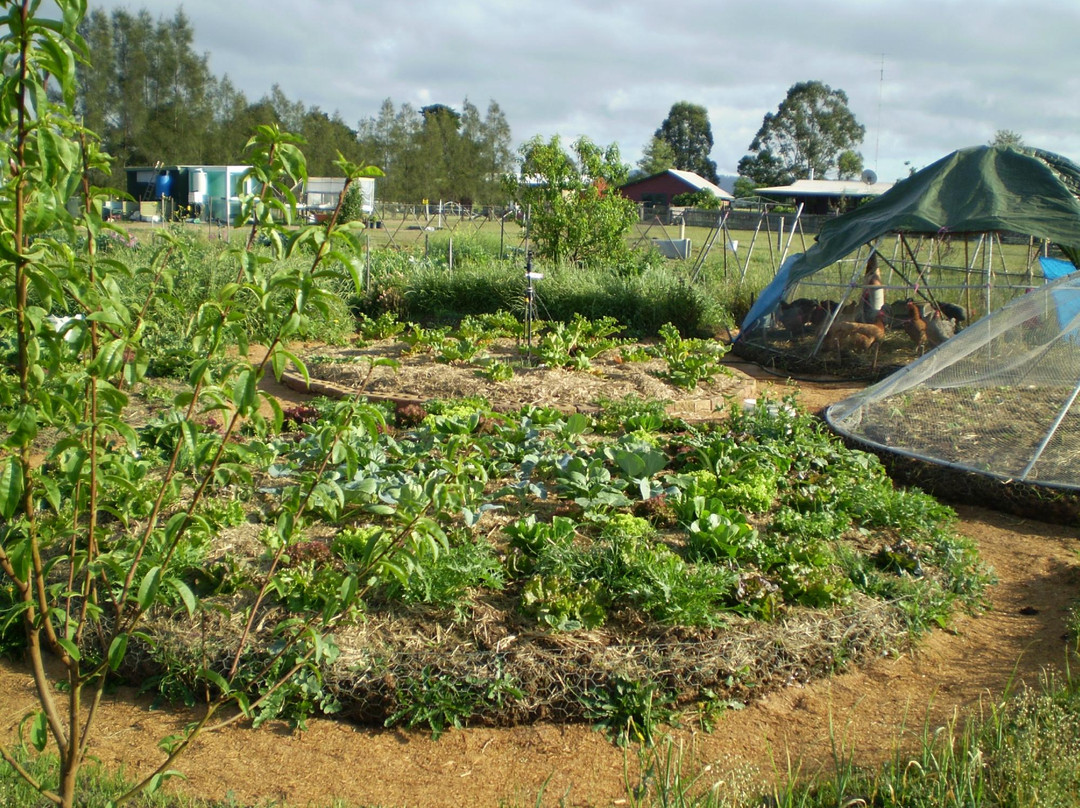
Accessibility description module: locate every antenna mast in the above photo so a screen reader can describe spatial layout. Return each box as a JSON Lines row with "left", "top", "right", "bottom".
{"left": 874, "top": 53, "right": 884, "bottom": 173}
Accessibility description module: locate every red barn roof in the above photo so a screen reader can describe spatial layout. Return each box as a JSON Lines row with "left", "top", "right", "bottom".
{"left": 619, "top": 169, "right": 733, "bottom": 205}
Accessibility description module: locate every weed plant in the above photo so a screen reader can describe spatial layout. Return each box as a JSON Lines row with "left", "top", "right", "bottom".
{"left": 0, "top": 746, "right": 263, "bottom": 807}
{"left": 424, "top": 231, "right": 507, "bottom": 266}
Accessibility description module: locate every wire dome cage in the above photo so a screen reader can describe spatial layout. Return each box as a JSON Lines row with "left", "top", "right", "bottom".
{"left": 825, "top": 271, "right": 1080, "bottom": 521}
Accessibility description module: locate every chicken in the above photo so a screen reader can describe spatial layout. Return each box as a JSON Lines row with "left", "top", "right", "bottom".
{"left": 903, "top": 300, "right": 928, "bottom": 353}
{"left": 819, "top": 299, "right": 860, "bottom": 341}
{"left": 829, "top": 308, "right": 887, "bottom": 370}
{"left": 925, "top": 308, "right": 956, "bottom": 347}
{"left": 775, "top": 297, "right": 820, "bottom": 335}
{"left": 937, "top": 302, "right": 967, "bottom": 324}
{"left": 809, "top": 299, "right": 836, "bottom": 329}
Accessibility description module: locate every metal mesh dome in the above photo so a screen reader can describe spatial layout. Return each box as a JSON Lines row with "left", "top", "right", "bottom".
{"left": 826, "top": 271, "right": 1080, "bottom": 490}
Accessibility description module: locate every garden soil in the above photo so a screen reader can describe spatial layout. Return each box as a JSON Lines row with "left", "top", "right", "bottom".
{"left": 2, "top": 351, "right": 1078, "bottom": 807}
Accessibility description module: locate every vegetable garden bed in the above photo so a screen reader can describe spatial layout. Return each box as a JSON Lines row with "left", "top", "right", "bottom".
{"left": 121, "top": 392, "right": 989, "bottom": 742}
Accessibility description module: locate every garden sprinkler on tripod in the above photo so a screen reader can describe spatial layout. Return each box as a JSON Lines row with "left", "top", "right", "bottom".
{"left": 524, "top": 249, "right": 543, "bottom": 365}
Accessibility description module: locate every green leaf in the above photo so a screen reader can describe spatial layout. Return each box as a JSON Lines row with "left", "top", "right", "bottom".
{"left": 180, "top": 419, "right": 198, "bottom": 456}
{"left": 234, "top": 691, "right": 252, "bottom": 718}
{"left": 565, "top": 412, "right": 591, "bottom": 435}
{"left": 4, "top": 405, "right": 38, "bottom": 448}
{"left": 171, "top": 579, "right": 197, "bottom": 617}
{"left": 270, "top": 345, "right": 286, "bottom": 380}
{"left": 137, "top": 566, "right": 162, "bottom": 611}
{"left": 107, "top": 634, "right": 128, "bottom": 670}
{"left": 145, "top": 770, "right": 186, "bottom": 795}
{"left": 198, "top": 667, "right": 231, "bottom": 696}
{"left": 0, "top": 457, "right": 25, "bottom": 519}
{"left": 30, "top": 711, "right": 48, "bottom": 752}
{"left": 232, "top": 367, "right": 257, "bottom": 414}
{"left": 164, "top": 512, "right": 189, "bottom": 543}
{"left": 90, "top": 338, "right": 127, "bottom": 378}
{"left": 57, "top": 637, "right": 80, "bottom": 661}
{"left": 276, "top": 509, "right": 295, "bottom": 543}
{"left": 364, "top": 503, "right": 396, "bottom": 516}
{"left": 157, "top": 732, "right": 184, "bottom": 755}
{"left": 338, "top": 575, "right": 358, "bottom": 610}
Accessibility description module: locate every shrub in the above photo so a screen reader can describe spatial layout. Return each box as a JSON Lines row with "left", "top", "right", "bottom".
{"left": 338, "top": 182, "right": 367, "bottom": 223}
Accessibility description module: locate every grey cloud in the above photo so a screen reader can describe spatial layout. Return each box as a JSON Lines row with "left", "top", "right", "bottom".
{"left": 88, "top": 0, "right": 1080, "bottom": 181}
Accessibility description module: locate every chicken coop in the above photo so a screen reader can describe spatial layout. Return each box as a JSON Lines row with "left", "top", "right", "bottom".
{"left": 825, "top": 270, "right": 1080, "bottom": 522}
{"left": 733, "top": 145, "right": 1080, "bottom": 380}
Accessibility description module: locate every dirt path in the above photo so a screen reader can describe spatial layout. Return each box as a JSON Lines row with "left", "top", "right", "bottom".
{"left": 2, "top": 366, "right": 1078, "bottom": 807}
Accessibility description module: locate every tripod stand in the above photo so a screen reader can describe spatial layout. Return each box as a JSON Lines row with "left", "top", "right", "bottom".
{"left": 524, "top": 249, "right": 543, "bottom": 365}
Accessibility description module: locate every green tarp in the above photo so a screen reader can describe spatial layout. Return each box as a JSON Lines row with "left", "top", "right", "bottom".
{"left": 740, "top": 145, "right": 1080, "bottom": 334}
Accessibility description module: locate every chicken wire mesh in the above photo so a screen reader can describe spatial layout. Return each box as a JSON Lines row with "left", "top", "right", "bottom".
{"left": 826, "top": 271, "right": 1080, "bottom": 490}
{"left": 734, "top": 232, "right": 1054, "bottom": 380}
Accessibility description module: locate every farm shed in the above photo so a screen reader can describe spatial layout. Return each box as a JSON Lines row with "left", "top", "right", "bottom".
{"left": 825, "top": 268, "right": 1080, "bottom": 520}
{"left": 302, "top": 176, "right": 376, "bottom": 218}
{"left": 124, "top": 164, "right": 257, "bottom": 224}
{"left": 733, "top": 145, "right": 1080, "bottom": 378}
{"left": 753, "top": 176, "right": 894, "bottom": 215}
{"left": 619, "top": 169, "right": 733, "bottom": 209}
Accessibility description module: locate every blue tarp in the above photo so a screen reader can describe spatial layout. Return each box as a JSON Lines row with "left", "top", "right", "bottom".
{"left": 1040, "top": 256, "right": 1080, "bottom": 341}
{"left": 1040, "top": 256, "right": 1077, "bottom": 280}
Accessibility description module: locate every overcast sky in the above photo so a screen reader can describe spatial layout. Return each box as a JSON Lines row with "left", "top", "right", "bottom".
{"left": 87, "top": 0, "right": 1080, "bottom": 184}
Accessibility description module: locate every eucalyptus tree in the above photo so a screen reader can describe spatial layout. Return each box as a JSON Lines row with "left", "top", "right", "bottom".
{"left": 357, "top": 98, "right": 514, "bottom": 204}
{"left": 739, "top": 80, "right": 865, "bottom": 184}
{"left": 205, "top": 74, "right": 260, "bottom": 164}
{"left": 480, "top": 100, "right": 515, "bottom": 197}
{"left": 76, "top": 7, "right": 215, "bottom": 181}
{"left": 655, "top": 101, "right": 718, "bottom": 182}
{"left": 635, "top": 135, "right": 676, "bottom": 178}
{"left": 299, "top": 106, "right": 366, "bottom": 177}
{"left": 357, "top": 98, "right": 400, "bottom": 179}
{"left": 357, "top": 100, "right": 422, "bottom": 201}
{"left": 418, "top": 103, "right": 463, "bottom": 202}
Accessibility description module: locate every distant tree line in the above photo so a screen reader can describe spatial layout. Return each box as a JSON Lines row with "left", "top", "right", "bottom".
{"left": 75, "top": 7, "right": 515, "bottom": 204}
{"left": 355, "top": 100, "right": 514, "bottom": 205}
{"left": 76, "top": 6, "right": 890, "bottom": 209}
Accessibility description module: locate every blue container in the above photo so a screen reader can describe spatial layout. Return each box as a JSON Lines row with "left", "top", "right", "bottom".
{"left": 154, "top": 171, "right": 172, "bottom": 200}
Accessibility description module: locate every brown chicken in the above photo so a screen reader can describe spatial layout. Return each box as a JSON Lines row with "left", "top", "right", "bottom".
{"left": 829, "top": 308, "right": 887, "bottom": 370}
{"left": 903, "top": 300, "right": 928, "bottom": 353}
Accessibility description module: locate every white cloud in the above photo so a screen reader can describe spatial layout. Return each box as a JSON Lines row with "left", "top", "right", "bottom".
{"left": 86, "top": 0, "right": 1080, "bottom": 182}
